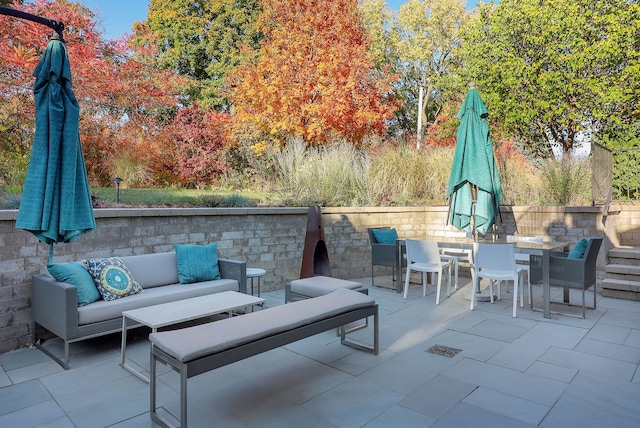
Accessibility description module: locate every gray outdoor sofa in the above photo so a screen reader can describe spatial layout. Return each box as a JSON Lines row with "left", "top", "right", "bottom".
{"left": 149, "top": 287, "right": 379, "bottom": 428}
{"left": 32, "top": 251, "right": 247, "bottom": 369}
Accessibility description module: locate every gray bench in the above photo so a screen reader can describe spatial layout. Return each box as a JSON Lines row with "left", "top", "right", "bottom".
{"left": 285, "top": 275, "right": 366, "bottom": 302}
{"left": 149, "top": 288, "right": 379, "bottom": 428}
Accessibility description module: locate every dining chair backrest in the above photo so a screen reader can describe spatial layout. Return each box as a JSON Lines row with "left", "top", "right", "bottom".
{"left": 473, "top": 243, "right": 518, "bottom": 272}
{"left": 405, "top": 239, "right": 442, "bottom": 266}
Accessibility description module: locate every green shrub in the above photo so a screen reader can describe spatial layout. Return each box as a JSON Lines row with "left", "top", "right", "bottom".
{"left": 274, "top": 138, "right": 371, "bottom": 206}
{"left": 111, "top": 151, "right": 152, "bottom": 188}
{"left": 1, "top": 192, "right": 21, "bottom": 209}
{"left": 538, "top": 158, "right": 591, "bottom": 205}
{"left": 368, "top": 144, "right": 453, "bottom": 205}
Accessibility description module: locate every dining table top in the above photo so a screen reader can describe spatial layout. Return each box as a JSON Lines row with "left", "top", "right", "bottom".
{"left": 397, "top": 237, "right": 569, "bottom": 254}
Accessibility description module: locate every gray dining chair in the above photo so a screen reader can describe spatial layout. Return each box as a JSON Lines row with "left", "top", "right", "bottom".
{"left": 368, "top": 227, "right": 405, "bottom": 288}
{"left": 530, "top": 236, "right": 603, "bottom": 318}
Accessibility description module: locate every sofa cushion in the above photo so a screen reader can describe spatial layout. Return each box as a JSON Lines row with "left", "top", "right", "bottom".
{"left": 371, "top": 228, "right": 398, "bottom": 244}
{"left": 77, "top": 278, "right": 239, "bottom": 325}
{"left": 120, "top": 252, "right": 179, "bottom": 289}
{"left": 175, "top": 243, "right": 221, "bottom": 284}
{"left": 82, "top": 257, "right": 144, "bottom": 301}
{"left": 47, "top": 262, "right": 101, "bottom": 307}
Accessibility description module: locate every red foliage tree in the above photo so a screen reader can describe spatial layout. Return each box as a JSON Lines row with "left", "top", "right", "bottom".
{"left": 168, "top": 104, "right": 230, "bottom": 189}
{"left": 0, "top": 0, "right": 183, "bottom": 186}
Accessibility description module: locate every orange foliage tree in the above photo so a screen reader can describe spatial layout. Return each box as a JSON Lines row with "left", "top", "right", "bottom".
{"left": 0, "top": 0, "right": 183, "bottom": 186}
{"left": 227, "top": 0, "right": 401, "bottom": 146}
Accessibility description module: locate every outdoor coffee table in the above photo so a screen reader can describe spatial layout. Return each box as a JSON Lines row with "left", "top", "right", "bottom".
{"left": 120, "top": 291, "right": 265, "bottom": 382}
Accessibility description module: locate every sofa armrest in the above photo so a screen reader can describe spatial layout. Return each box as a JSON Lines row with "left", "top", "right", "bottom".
{"left": 218, "top": 258, "right": 247, "bottom": 294}
{"left": 32, "top": 274, "right": 79, "bottom": 341}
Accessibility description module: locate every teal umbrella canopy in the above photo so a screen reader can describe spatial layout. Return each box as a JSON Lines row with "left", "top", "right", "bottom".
{"left": 446, "top": 88, "right": 503, "bottom": 235}
{"left": 16, "top": 40, "right": 96, "bottom": 262}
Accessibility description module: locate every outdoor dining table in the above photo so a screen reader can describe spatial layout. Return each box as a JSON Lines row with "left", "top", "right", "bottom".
{"left": 395, "top": 237, "right": 568, "bottom": 318}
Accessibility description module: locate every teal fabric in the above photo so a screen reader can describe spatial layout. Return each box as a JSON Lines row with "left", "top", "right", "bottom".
{"left": 568, "top": 238, "right": 590, "bottom": 259}
{"left": 83, "top": 258, "right": 143, "bottom": 301}
{"left": 372, "top": 228, "right": 398, "bottom": 244}
{"left": 47, "top": 262, "right": 100, "bottom": 307}
{"left": 175, "top": 243, "right": 221, "bottom": 284}
{"left": 446, "top": 88, "right": 504, "bottom": 235}
{"left": 16, "top": 40, "right": 95, "bottom": 261}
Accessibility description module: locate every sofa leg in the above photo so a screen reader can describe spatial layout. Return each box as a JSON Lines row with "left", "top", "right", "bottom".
{"left": 34, "top": 339, "right": 69, "bottom": 370}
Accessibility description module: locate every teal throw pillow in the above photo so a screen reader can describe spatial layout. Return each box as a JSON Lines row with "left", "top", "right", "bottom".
{"left": 568, "top": 238, "right": 589, "bottom": 259}
{"left": 372, "top": 228, "right": 399, "bottom": 244}
{"left": 82, "top": 257, "right": 143, "bottom": 301}
{"left": 175, "top": 243, "right": 221, "bottom": 284}
{"left": 48, "top": 262, "right": 101, "bottom": 307}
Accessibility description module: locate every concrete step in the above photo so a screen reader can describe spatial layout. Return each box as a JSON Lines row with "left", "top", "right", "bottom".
{"left": 608, "top": 247, "right": 640, "bottom": 260}
{"left": 606, "top": 263, "right": 640, "bottom": 276}
{"left": 601, "top": 278, "right": 640, "bottom": 292}
{"left": 603, "top": 248, "right": 640, "bottom": 300}
{"left": 602, "top": 278, "right": 640, "bottom": 300}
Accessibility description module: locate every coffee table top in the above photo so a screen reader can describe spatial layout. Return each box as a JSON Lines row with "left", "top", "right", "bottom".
{"left": 122, "top": 291, "right": 265, "bottom": 329}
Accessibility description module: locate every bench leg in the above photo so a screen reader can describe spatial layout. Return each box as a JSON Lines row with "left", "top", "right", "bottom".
{"left": 180, "top": 365, "right": 188, "bottom": 428}
{"left": 150, "top": 350, "right": 158, "bottom": 424}
{"left": 339, "top": 307, "right": 379, "bottom": 355}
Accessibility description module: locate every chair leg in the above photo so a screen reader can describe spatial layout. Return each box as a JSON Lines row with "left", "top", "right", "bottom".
{"left": 524, "top": 266, "right": 531, "bottom": 305}
{"left": 446, "top": 264, "right": 452, "bottom": 297}
{"left": 403, "top": 267, "right": 412, "bottom": 300}
{"left": 470, "top": 275, "right": 478, "bottom": 311}
{"left": 512, "top": 275, "right": 519, "bottom": 318}
{"left": 422, "top": 272, "right": 428, "bottom": 297}
{"left": 371, "top": 265, "right": 375, "bottom": 287}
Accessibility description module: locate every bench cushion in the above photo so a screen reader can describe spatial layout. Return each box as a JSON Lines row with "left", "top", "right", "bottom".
{"left": 150, "top": 288, "right": 374, "bottom": 363}
{"left": 290, "top": 276, "right": 363, "bottom": 298}
{"left": 77, "top": 278, "right": 238, "bottom": 325}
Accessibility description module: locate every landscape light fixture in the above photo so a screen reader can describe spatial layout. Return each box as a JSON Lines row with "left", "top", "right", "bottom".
{"left": 113, "top": 177, "right": 123, "bottom": 204}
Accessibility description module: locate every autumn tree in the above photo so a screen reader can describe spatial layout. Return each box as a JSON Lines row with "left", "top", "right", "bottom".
{"left": 461, "top": 0, "right": 640, "bottom": 159}
{"left": 227, "top": 0, "right": 400, "bottom": 146}
{"left": 0, "top": 0, "right": 183, "bottom": 186}
{"left": 140, "top": 0, "right": 262, "bottom": 110}
{"left": 167, "top": 104, "right": 230, "bottom": 189}
{"left": 359, "top": 0, "right": 469, "bottom": 137}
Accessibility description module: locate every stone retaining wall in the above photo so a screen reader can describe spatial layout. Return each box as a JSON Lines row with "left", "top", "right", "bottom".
{"left": 0, "top": 204, "right": 631, "bottom": 353}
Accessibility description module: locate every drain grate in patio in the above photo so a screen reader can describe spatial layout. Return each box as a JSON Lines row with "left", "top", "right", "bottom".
{"left": 425, "top": 344, "right": 462, "bottom": 358}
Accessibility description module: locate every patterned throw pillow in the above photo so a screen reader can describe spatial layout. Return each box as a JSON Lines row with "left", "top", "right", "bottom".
{"left": 82, "top": 257, "right": 143, "bottom": 301}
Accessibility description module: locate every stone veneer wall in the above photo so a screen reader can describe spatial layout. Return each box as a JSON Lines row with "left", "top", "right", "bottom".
{"left": 0, "top": 204, "right": 633, "bottom": 353}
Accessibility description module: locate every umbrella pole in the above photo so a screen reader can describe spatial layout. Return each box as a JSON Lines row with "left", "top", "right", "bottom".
{"left": 0, "top": 6, "right": 65, "bottom": 42}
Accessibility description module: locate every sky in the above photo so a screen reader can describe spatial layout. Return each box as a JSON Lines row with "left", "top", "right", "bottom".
{"left": 79, "top": 0, "right": 482, "bottom": 41}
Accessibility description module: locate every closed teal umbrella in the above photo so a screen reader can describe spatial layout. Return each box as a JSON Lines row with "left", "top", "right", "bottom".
{"left": 16, "top": 39, "right": 95, "bottom": 263}
{"left": 446, "top": 87, "right": 503, "bottom": 235}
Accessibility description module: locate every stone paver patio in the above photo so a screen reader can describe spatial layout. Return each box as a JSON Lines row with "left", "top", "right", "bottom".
{"left": 1, "top": 275, "right": 640, "bottom": 427}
